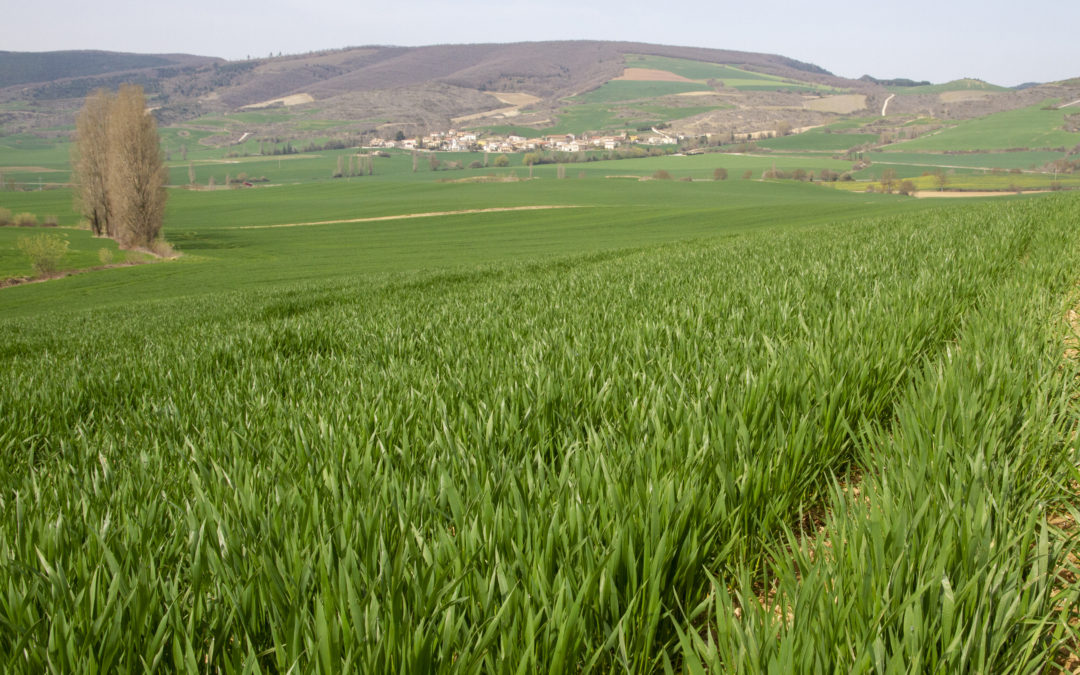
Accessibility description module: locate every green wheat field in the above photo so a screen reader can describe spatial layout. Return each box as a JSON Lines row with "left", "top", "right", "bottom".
{"left": 1, "top": 158, "right": 1079, "bottom": 672}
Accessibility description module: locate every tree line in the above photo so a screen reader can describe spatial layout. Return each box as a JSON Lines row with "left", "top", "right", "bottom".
{"left": 72, "top": 85, "right": 167, "bottom": 249}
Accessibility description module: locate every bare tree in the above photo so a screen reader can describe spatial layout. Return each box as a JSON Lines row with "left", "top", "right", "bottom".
{"left": 107, "top": 85, "right": 167, "bottom": 248}
{"left": 72, "top": 89, "right": 114, "bottom": 237}
{"left": 934, "top": 169, "right": 948, "bottom": 191}
{"left": 881, "top": 169, "right": 898, "bottom": 194}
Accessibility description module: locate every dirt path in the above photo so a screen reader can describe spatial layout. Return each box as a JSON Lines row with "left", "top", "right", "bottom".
{"left": 238, "top": 205, "right": 586, "bottom": 230}
{"left": 881, "top": 94, "right": 895, "bottom": 116}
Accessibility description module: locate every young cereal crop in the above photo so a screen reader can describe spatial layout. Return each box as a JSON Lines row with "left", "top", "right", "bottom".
{"left": 0, "top": 194, "right": 1078, "bottom": 672}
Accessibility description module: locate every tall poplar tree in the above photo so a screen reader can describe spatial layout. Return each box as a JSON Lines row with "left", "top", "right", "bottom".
{"left": 107, "top": 85, "right": 168, "bottom": 248}
{"left": 72, "top": 85, "right": 167, "bottom": 248}
{"left": 72, "top": 89, "right": 114, "bottom": 237}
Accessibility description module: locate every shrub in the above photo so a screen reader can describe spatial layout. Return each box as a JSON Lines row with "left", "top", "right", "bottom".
{"left": 42, "top": 215, "right": 59, "bottom": 228}
{"left": 679, "top": 176, "right": 693, "bottom": 182}
{"left": 713, "top": 168, "right": 728, "bottom": 181}
{"left": 17, "top": 234, "right": 69, "bottom": 276}
{"left": 742, "top": 170, "right": 753, "bottom": 180}
{"left": 493, "top": 155, "right": 510, "bottom": 168}
{"left": 468, "top": 160, "right": 482, "bottom": 169}
{"left": 99, "top": 248, "right": 114, "bottom": 265}
{"left": 652, "top": 170, "right": 673, "bottom": 180}
{"left": 148, "top": 240, "right": 176, "bottom": 258}
{"left": 898, "top": 180, "right": 917, "bottom": 196}
{"left": 14, "top": 212, "right": 38, "bottom": 227}
{"left": 0, "top": 207, "right": 11, "bottom": 226}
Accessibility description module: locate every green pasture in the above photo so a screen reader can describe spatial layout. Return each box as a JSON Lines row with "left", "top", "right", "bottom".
{"left": 624, "top": 54, "right": 779, "bottom": 82}
{"left": 867, "top": 149, "right": 1068, "bottom": 171}
{"left": 888, "top": 78, "right": 1008, "bottom": 95}
{"left": 889, "top": 102, "right": 1080, "bottom": 151}
{"left": 621, "top": 54, "right": 840, "bottom": 92}
{"left": 157, "top": 148, "right": 864, "bottom": 187}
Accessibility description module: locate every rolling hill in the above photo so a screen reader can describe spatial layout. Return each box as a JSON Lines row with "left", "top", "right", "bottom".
{"left": 0, "top": 42, "right": 1078, "bottom": 147}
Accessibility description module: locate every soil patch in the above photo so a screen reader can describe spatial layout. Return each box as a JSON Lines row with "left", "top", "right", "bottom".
{"left": 803, "top": 94, "right": 867, "bottom": 114}
{"left": 241, "top": 93, "right": 315, "bottom": 109}
{"left": 491, "top": 92, "right": 541, "bottom": 107}
{"left": 615, "top": 68, "right": 695, "bottom": 83}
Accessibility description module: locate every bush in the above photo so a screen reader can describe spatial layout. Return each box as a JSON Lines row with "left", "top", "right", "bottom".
{"left": 898, "top": 180, "right": 917, "bottom": 196}
{"left": 17, "top": 234, "right": 69, "bottom": 276}
{"left": 0, "top": 207, "right": 11, "bottom": 226}
{"left": 99, "top": 248, "right": 114, "bottom": 265}
{"left": 468, "top": 160, "right": 482, "bottom": 169}
{"left": 14, "top": 213, "right": 38, "bottom": 227}
{"left": 42, "top": 215, "right": 59, "bottom": 227}
{"left": 742, "top": 170, "right": 753, "bottom": 180}
{"left": 652, "top": 170, "right": 673, "bottom": 180}
{"left": 679, "top": 176, "right": 693, "bottom": 182}
{"left": 713, "top": 168, "right": 728, "bottom": 181}
{"left": 493, "top": 155, "right": 510, "bottom": 168}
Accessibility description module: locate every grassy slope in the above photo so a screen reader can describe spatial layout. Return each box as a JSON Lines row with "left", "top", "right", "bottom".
{"left": 885, "top": 102, "right": 1080, "bottom": 151}
{"left": 888, "top": 78, "right": 1008, "bottom": 95}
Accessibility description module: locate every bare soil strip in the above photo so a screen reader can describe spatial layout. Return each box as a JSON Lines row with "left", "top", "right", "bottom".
{"left": 237, "top": 205, "right": 586, "bottom": 230}
{"left": 615, "top": 68, "right": 695, "bottom": 83}
{"left": 241, "top": 93, "right": 315, "bottom": 109}
{"left": 912, "top": 190, "right": 1049, "bottom": 198}
{"left": 491, "top": 92, "right": 541, "bottom": 107}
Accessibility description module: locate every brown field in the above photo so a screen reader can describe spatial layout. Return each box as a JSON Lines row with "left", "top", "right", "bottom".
{"left": 615, "top": 68, "right": 695, "bottom": 83}
{"left": 803, "top": 94, "right": 867, "bottom": 114}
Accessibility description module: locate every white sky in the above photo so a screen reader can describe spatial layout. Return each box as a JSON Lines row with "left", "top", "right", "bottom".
{"left": 6, "top": 0, "right": 1080, "bottom": 87}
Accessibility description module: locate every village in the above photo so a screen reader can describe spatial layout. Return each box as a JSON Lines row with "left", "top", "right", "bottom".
{"left": 365, "top": 127, "right": 681, "bottom": 154}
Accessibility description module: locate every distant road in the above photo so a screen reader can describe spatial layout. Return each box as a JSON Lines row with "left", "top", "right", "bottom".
{"left": 881, "top": 94, "right": 895, "bottom": 116}
{"left": 1060, "top": 99, "right": 1080, "bottom": 108}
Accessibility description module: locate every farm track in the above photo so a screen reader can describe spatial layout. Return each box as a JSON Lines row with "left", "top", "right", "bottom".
{"left": 236, "top": 204, "right": 588, "bottom": 229}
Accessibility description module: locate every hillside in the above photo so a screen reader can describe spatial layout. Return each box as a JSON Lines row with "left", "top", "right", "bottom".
{"left": 0, "top": 42, "right": 859, "bottom": 137}
{"left": 1, "top": 42, "right": 1078, "bottom": 149}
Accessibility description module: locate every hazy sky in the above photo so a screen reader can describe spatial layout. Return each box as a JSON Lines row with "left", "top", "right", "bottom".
{"left": 7, "top": 0, "right": 1079, "bottom": 86}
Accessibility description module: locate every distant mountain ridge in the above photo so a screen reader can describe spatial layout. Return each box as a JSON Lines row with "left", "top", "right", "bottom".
{"left": 0, "top": 50, "right": 220, "bottom": 89}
